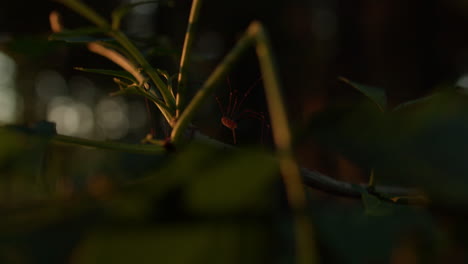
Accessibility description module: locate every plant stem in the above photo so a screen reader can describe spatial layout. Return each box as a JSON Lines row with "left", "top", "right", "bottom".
{"left": 248, "top": 22, "right": 317, "bottom": 264}
{"left": 52, "top": 135, "right": 166, "bottom": 154}
{"left": 111, "top": 31, "right": 177, "bottom": 114}
{"left": 176, "top": 0, "right": 203, "bottom": 118}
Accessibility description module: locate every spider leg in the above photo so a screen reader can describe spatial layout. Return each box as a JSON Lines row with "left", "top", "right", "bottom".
{"left": 231, "top": 128, "right": 237, "bottom": 144}
{"left": 237, "top": 76, "right": 262, "bottom": 111}
{"left": 230, "top": 90, "right": 239, "bottom": 116}
{"left": 226, "top": 76, "right": 233, "bottom": 116}
{"left": 215, "top": 96, "right": 226, "bottom": 116}
{"left": 238, "top": 109, "right": 270, "bottom": 143}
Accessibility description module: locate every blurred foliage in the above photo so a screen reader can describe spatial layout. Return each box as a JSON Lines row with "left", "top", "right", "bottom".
{"left": 312, "top": 201, "right": 439, "bottom": 264}
{"left": 307, "top": 85, "right": 468, "bottom": 207}
{"left": 0, "top": 127, "right": 280, "bottom": 263}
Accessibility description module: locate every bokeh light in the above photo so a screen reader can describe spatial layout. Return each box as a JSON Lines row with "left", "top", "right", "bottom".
{"left": 129, "top": 0, "right": 158, "bottom": 15}
{"left": 0, "top": 51, "right": 18, "bottom": 123}
{"left": 69, "top": 75, "right": 98, "bottom": 105}
{"left": 95, "top": 97, "right": 129, "bottom": 139}
{"left": 35, "top": 69, "right": 67, "bottom": 102}
{"left": 128, "top": 101, "right": 148, "bottom": 131}
{"left": 47, "top": 96, "right": 94, "bottom": 137}
{"left": 457, "top": 74, "right": 468, "bottom": 89}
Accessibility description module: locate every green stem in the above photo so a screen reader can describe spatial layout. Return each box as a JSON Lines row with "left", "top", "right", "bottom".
{"left": 249, "top": 22, "right": 317, "bottom": 264}
{"left": 176, "top": 0, "right": 203, "bottom": 118}
{"left": 52, "top": 135, "right": 166, "bottom": 154}
{"left": 111, "top": 31, "right": 176, "bottom": 114}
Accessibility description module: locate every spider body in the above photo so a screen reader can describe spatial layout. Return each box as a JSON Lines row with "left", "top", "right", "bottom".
{"left": 221, "top": 116, "right": 238, "bottom": 130}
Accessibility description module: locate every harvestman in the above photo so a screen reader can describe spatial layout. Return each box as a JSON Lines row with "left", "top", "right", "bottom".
{"left": 215, "top": 76, "right": 270, "bottom": 144}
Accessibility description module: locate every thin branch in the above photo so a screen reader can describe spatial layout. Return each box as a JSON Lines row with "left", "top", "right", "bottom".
{"left": 300, "top": 168, "right": 426, "bottom": 204}
{"left": 52, "top": 135, "right": 166, "bottom": 154}
{"left": 176, "top": 0, "right": 203, "bottom": 118}
{"left": 86, "top": 43, "right": 173, "bottom": 122}
{"left": 111, "top": 31, "right": 177, "bottom": 113}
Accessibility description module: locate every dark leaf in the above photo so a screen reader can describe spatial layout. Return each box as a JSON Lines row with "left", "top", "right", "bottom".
{"left": 74, "top": 67, "right": 137, "bottom": 82}
{"left": 339, "top": 77, "right": 387, "bottom": 112}
{"left": 49, "top": 27, "right": 111, "bottom": 43}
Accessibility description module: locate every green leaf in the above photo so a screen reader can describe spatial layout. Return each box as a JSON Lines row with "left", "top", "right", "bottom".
{"left": 361, "top": 191, "right": 395, "bottom": 216}
{"left": 156, "top": 68, "right": 170, "bottom": 80}
{"left": 185, "top": 148, "right": 278, "bottom": 214}
{"left": 303, "top": 101, "right": 387, "bottom": 169}
{"left": 74, "top": 225, "right": 267, "bottom": 264}
{"left": 352, "top": 185, "right": 394, "bottom": 216}
{"left": 49, "top": 27, "right": 111, "bottom": 43}
{"left": 392, "top": 94, "right": 436, "bottom": 112}
{"left": 74, "top": 67, "right": 137, "bottom": 82}
{"left": 313, "top": 201, "right": 435, "bottom": 263}
{"left": 118, "top": 143, "right": 278, "bottom": 215}
{"left": 112, "top": 1, "right": 161, "bottom": 30}
{"left": 339, "top": 77, "right": 387, "bottom": 112}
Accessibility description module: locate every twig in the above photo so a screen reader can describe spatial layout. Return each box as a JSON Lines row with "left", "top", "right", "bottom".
{"left": 176, "top": 0, "right": 203, "bottom": 118}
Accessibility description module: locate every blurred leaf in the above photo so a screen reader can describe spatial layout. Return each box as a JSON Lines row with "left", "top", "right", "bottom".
{"left": 312, "top": 201, "right": 436, "bottom": 264}
{"left": 110, "top": 142, "right": 278, "bottom": 215}
{"left": 393, "top": 86, "right": 461, "bottom": 112}
{"left": 364, "top": 191, "right": 394, "bottom": 217}
{"left": 352, "top": 185, "right": 395, "bottom": 216}
{"left": 74, "top": 67, "right": 137, "bottom": 82}
{"left": 307, "top": 89, "right": 468, "bottom": 204}
{"left": 0, "top": 128, "right": 53, "bottom": 203}
{"left": 362, "top": 192, "right": 394, "bottom": 216}
{"left": 74, "top": 225, "right": 268, "bottom": 264}
{"left": 379, "top": 90, "right": 468, "bottom": 203}
{"left": 49, "top": 27, "right": 111, "bottom": 43}
{"left": 339, "top": 77, "right": 387, "bottom": 111}
{"left": 112, "top": 1, "right": 161, "bottom": 30}
{"left": 185, "top": 148, "right": 278, "bottom": 214}
{"left": 304, "top": 100, "right": 387, "bottom": 168}
{"left": 393, "top": 94, "right": 436, "bottom": 112}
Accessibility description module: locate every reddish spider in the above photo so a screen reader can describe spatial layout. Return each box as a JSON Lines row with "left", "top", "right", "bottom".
{"left": 215, "top": 76, "right": 269, "bottom": 144}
